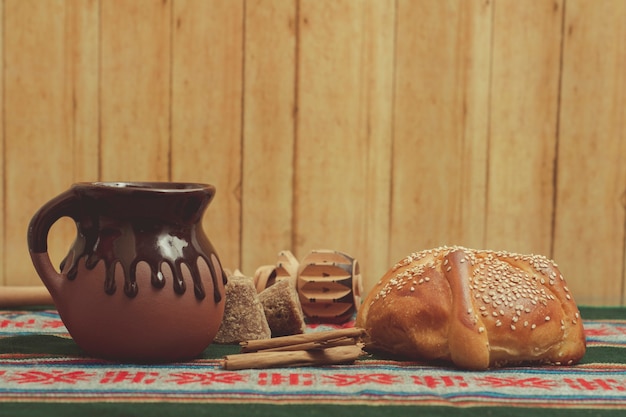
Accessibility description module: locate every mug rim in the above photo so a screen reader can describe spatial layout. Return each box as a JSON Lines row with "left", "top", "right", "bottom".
{"left": 73, "top": 181, "right": 215, "bottom": 193}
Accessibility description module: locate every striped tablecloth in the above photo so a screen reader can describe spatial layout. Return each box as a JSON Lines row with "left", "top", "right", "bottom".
{"left": 1, "top": 306, "right": 625, "bottom": 416}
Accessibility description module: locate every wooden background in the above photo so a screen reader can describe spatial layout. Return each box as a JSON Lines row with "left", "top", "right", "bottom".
{"left": 0, "top": 0, "right": 624, "bottom": 306}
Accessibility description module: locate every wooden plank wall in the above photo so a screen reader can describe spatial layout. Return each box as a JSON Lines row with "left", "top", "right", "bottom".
{"left": 1, "top": 0, "right": 624, "bottom": 306}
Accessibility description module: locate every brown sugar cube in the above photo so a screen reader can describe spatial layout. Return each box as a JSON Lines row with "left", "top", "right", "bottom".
{"left": 258, "top": 279, "right": 306, "bottom": 337}
{"left": 214, "top": 275, "right": 271, "bottom": 344}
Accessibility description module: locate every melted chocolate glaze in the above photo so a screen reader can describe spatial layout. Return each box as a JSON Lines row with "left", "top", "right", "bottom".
{"left": 56, "top": 183, "right": 226, "bottom": 302}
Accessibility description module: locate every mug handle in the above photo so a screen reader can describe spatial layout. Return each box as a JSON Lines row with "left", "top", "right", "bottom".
{"left": 27, "top": 188, "right": 79, "bottom": 297}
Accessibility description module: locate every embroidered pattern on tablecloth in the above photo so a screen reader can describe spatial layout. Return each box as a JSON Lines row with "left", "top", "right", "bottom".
{"left": 1, "top": 310, "right": 625, "bottom": 408}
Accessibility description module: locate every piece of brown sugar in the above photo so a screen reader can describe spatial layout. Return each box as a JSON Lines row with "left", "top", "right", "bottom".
{"left": 214, "top": 275, "right": 271, "bottom": 344}
{"left": 258, "top": 278, "right": 306, "bottom": 337}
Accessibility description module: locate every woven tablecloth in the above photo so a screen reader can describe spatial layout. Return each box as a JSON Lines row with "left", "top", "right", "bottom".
{"left": 1, "top": 306, "right": 625, "bottom": 416}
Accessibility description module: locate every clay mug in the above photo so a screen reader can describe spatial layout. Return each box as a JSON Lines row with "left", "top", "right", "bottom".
{"left": 27, "top": 182, "right": 226, "bottom": 362}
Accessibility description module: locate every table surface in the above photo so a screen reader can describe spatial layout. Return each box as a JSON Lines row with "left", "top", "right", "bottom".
{"left": 1, "top": 306, "right": 625, "bottom": 417}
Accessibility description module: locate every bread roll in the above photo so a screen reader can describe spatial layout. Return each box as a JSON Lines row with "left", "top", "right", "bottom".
{"left": 356, "top": 246, "right": 586, "bottom": 370}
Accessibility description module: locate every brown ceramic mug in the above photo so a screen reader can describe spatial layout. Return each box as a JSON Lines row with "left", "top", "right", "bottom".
{"left": 27, "top": 182, "right": 226, "bottom": 362}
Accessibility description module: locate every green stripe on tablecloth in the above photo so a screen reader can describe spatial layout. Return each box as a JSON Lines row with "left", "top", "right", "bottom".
{"left": 0, "top": 335, "right": 83, "bottom": 356}
{"left": 580, "top": 346, "right": 626, "bottom": 364}
{"left": 0, "top": 334, "right": 242, "bottom": 358}
{"left": 1, "top": 402, "right": 625, "bottom": 417}
{"left": 579, "top": 306, "right": 625, "bottom": 320}
{"left": 2, "top": 335, "right": 625, "bottom": 364}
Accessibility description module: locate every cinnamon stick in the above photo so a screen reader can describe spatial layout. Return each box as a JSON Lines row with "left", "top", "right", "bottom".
{"left": 223, "top": 344, "right": 365, "bottom": 370}
{"left": 257, "top": 336, "right": 359, "bottom": 352}
{"left": 240, "top": 327, "right": 366, "bottom": 353}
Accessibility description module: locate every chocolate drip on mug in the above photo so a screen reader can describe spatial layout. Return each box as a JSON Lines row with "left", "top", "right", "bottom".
{"left": 59, "top": 223, "right": 222, "bottom": 302}
{"left": 56, "top": 182, "right": 224, "bottom": 303}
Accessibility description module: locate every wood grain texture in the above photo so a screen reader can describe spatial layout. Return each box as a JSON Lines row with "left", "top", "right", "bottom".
{"left": 390, "top": 0, "right": 491, "bottom": 262}
{"left": 171, "top": 0, "right": 244, "bottom": 271}
{"left": 295, "top": 0, "right": 394, "bottom": 291}
{"left": 4, "top": 0, "right": 98, "bottom": 285}
{"left": 100, "top": 0, "right": 171, "bottom": 181}
{"left": 357, "top": 0, "right": 395, "bottom": 291}
{"left": 241, "top": 0, "right": 297, "bottom": 274}
{"left": 486, "top": 0, "right": 563, "bottom": 255}
{"left": 0, "top": 0, "right": 624, "bottom": 306}
{"left": 64, "top": 0, "right": 100, "bottom": 182}
{"left": 554, "top": 0, "right": 626, "bottom": 305}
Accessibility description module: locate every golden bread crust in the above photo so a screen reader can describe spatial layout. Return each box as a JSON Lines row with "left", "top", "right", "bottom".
{"left": 356, "top": 246, "right": 586, "bottom": 370}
